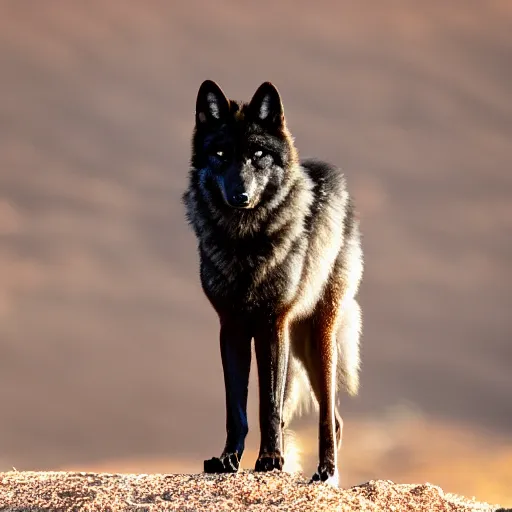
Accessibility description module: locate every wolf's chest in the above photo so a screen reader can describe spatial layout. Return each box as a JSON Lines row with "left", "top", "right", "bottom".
{"left": 200, "top": 240, "right": 304, "bottom": 313}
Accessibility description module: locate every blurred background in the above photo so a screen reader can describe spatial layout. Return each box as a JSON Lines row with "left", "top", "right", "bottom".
{"left": 0, "top": 0, "right": 511, "bottom": 506}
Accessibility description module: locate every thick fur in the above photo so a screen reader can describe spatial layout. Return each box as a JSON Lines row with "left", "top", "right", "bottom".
{"left": 183, "top": 80, "right": 363, "bottom": 486}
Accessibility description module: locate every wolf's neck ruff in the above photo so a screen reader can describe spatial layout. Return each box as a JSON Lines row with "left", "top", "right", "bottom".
{"left": 188, "top": 164, "right": 314, "bottom": 293}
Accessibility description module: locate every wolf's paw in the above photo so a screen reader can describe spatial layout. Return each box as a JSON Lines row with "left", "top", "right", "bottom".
{"left": 310, "top": 465, "right": 339, "bottom": 487}
{"left": 254, "top": 452, "right": 284, "bottom": 472}
{"left": 203, "top": 452, "right": 240, "bottom": 473}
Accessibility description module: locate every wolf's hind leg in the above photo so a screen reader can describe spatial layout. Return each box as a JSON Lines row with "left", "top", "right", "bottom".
{"left": 299, "top": 342, "right": 341, "bottom": 486}
{"left": 298, "top": 290, "right": 348, "bottom": 486}
{"left": 304, "top": 297, "right": 361, "bottom": 484}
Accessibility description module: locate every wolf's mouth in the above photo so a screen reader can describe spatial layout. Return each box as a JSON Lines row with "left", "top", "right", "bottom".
{"left": 227, "top": 201, "right": 256, "bottom": 210}
{"left": 217, "top": 175, "right": 256, "bottom": 209}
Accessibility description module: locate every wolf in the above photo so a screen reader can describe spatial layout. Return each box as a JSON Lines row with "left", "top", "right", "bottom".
{"left": 182, "top": 80, "right": 363, "bottom": 486}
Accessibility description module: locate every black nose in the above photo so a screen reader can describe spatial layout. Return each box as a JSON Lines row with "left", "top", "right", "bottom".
{"left": 230, "top": 192, "right": 250, "bottom": 207}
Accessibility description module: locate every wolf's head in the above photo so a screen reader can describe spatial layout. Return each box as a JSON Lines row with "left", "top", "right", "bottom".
{"left": 191, "top": 80, "right": 298, "bottom": 214}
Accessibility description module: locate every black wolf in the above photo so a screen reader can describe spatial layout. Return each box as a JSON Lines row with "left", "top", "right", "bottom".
{"left": 183, "top": 80, "right": 363, "bottom": 486}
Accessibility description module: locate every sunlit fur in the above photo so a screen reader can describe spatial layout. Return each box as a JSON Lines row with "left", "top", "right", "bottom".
{"left": 183, "top": 80, "right": 363, "bottom": 486}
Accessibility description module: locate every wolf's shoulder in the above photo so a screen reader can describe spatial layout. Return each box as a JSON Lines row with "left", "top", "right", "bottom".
{"left": 299, "top": 158, "right": 348, "bottom": 196}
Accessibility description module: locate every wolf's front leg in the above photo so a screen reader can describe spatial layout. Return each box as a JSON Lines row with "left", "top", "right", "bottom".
{"left": 253, "top": 316, "right": 290, "bottom": 472}
{"left": 204, "top": 320, "right": 252, "bottom": 474}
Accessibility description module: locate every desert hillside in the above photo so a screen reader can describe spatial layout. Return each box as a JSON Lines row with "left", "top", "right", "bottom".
{"left": 0, "top": 471, "right": 499, "bottom": 511}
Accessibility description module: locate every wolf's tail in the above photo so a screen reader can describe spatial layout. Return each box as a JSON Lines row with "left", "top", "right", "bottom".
{"left": 282, "top": 428, "right": 303, "bottom": 473}
{"left": 336, "top": 298, "right": 362, "bottom": 396}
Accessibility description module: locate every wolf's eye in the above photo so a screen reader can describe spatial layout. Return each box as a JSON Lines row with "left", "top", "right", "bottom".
{"left": 210, "top": 148, "right": 228, "bottom": 161}
{"left": 253, "top": 150, "right": 264, "bottom": 160}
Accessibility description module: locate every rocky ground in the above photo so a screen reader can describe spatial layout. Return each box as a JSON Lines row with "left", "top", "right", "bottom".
{"left": 0, "top": 471, "right": 500, "bottom": 511}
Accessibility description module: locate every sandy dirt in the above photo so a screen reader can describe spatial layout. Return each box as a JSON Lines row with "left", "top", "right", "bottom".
{"left": 0, "top": 471, "right": 498, "bottom": 511}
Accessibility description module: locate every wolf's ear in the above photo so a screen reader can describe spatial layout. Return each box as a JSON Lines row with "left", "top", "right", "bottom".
{"left": 249, "top": 82, "right": 284, "bottom": 127}
{"left": 196, "top": 80, "right": 230, "bottom": 126}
